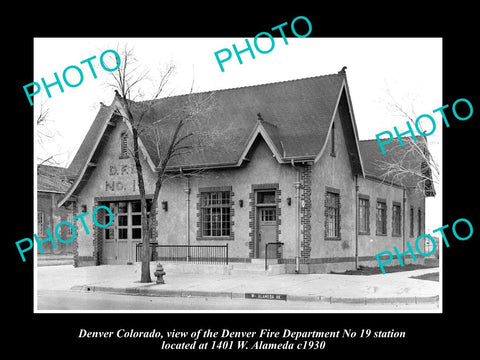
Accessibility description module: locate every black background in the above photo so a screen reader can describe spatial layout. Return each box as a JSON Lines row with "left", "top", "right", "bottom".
{"left": 6, "top": 5, "right": 477, "bottom": 355}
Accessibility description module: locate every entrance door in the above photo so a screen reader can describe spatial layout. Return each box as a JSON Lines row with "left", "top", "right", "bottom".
{"left": 255, "top": 190, "right": 278, "bottom": 259}
{"left": 102, "top": 200, "right": 149, "bottom": 264}
{"left": 258, "top": 207, "right": 277, "bottom": 258}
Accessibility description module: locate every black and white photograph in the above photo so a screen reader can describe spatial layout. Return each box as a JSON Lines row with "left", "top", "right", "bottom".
{"left": 33, "top": 37, "right": 442, "bottom": 313}
{"left": 7, "top": 8, "right": 478, "bottom": 355}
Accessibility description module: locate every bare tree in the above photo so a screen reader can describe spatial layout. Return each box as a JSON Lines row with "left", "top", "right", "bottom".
{"left": 106, "top": 45, "right": 215, "bottom": 283}
{"left": 376, "top": 94, "right": 439, "bottom": 196}
{"left": 36, "top": 101, "right": 65, "bottom": 166}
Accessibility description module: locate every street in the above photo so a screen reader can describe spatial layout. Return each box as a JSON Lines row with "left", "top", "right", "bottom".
{"left": 37, "top": 289, "right": 438, "bottom": 311}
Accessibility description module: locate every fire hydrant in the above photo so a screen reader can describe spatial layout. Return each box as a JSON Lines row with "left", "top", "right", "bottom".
{"left": 154, "top": 263, "right": 166, "bottom": 284}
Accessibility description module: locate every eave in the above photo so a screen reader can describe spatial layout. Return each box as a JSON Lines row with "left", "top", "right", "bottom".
{"left": 314, "top": 80, "right": 365, "bottom": 177}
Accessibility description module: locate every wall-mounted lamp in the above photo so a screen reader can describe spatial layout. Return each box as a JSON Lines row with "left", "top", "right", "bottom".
{"left": 162, "top": 201, "right": 168, "bottom": 212}
{"left": 239, "top": 199, "right": 244, "bottom": 208}
{"left": 286, "top": 197, "right": 292, "bottom": 206}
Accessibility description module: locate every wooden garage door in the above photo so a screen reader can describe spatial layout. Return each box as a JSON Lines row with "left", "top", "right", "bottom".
{"left": 102, "top": 200, "right": 148, "bottom": 264}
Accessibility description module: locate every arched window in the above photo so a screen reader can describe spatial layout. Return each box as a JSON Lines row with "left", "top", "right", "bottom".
{"left": 120, "top": 131, "right": 128, "bottom": 158}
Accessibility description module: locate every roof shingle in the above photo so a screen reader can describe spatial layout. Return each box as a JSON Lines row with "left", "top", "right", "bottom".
{"left": 37, "top": 164, "right": 75, "bottom": 193}
{"left": 61, "top": 71, "right": 434, "bottom": 205}
{"left": 125, "top": 73, "right": 346, "bottom": 168}
{"left": 358, "top": 137, "right": 435, "bottom": 194}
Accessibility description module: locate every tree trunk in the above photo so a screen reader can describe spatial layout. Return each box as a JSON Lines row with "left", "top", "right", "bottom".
{"left": 141, "top": 226, "right": 152, "bottom": 282}
{"left": 140, "top": 187, "right": 152, "bottom": 283}
{"left": 129, "top": 116, "right": 152, "bottom": 283}
{"left": 117, "top": 94, "right": 188, "bottom": 283}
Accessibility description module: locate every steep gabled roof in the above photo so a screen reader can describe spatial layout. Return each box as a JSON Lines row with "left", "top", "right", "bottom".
{"left": 237, "top": 116, "right": 284, "bottom": 163}
{"left": 68, "top": 104, "right": 116, "bottom": 175}
{"left": 37, "top": 164, "right": 75, "bottom": 194}
{"left": 60, "top": 104, "right": 118, "bottom": 206}
{"left": 112, "top": 72, "right": 352, "bottom": 170}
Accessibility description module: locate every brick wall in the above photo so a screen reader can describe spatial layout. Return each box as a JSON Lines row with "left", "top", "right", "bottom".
{"left": 300, "top": 164, "right": 312, "bottom": 261}
{"left": 93, "top": 199, "right": 101, "bottom": 265}
{"left": 72, "top": 201, "right": 79, "bottom": 267}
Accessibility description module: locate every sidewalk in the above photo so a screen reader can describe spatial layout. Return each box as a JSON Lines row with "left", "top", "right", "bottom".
{"left": 36, "top": 263, "right": 440, "bottom": 305}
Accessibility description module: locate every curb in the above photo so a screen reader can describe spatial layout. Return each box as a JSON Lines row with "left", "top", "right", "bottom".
{"left": 70, "top": 285, "right": 439, "bottom": 305}
{"left": 37, "top": 260, "right": 75, "bottom": 267}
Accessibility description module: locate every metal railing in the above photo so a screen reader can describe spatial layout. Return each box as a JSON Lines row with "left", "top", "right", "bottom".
{"left": 135, "top": 243, "right": 229, "bottom": 265}
{"left": 265, "top": 242, "right": 284, "bottom": 270}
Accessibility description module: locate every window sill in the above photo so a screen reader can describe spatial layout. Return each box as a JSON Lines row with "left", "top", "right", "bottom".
{"left": 376, "top": 233, "right": 387, "bottom": 236}
{"left": 196, "top": 236, "right": 234, "bottom": 241}
{"left": 358, "top": 231, "right": 370, "bottom": 236}
{"left": 325, "top": 237, "right": 341, "bottom": 241}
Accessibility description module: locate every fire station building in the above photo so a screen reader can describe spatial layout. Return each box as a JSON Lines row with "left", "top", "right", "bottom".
{"left": 57, "top": 69, "right": 434, "bottom": 273}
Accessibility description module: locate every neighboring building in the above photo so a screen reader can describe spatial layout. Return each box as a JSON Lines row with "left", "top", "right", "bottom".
{"left": 58, "top": 69, "right": 435, "bottom": 272}
{"left": 37, "top": 164, "right": 76, "bottom": 254}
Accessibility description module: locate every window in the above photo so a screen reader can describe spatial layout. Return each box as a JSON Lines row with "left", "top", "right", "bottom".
{"left": 376, "top": 200, "right": 387, "bottom": 235}
{"left": 117, "top": 202, "right": 128, "bottom": 239}
{"left": 102, "top": 200, "right": 152, "bottom": 242}
{"left": 200, "top": 190, "right": 232, "bottom": 237}
{"left": 118, "top": 215, "right": 128, "bottom": 226}
{"left": 330, "top": 122, "right": 336, "bottom": 157}
{"left": 131, "top": 199, "right": 152, "bottom": 213}
{"left": 392, "top": 203, "right": 401, "bottom": 236}
{"left": 104, "top": 203, "right": 114, "bottom": 240}
{"left": 120, "top": 131, "right": 128, "bottom": 158}
{"left": 325, "top": 191, "right": 340, "bottom": 238}
{"left": 38, "top": 211, "right": 45, "bottom": 236}
{"left": 418, "top": 208, "right": 422, "bottom": 236}
{"left": 261, "top": 208, "right": 276, "bottom": 222}
{"left": 131, "top": 200, "right": 149, "bottom": 240}
{"left": 257, "top": 191, "right": 276, "bottom": 205}
{"left": 118, "top": 201, "right": 128, "bottom": 213}
{"left": 358, "top": 196, "right": 370, "bottom": 234}
{"left": 410, "top": 206, "right": 414, "bottom": 237}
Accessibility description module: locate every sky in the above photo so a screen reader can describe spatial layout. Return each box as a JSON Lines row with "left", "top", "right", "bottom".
{"left": 33, "top": 37, "right": 442, "bottom": 231}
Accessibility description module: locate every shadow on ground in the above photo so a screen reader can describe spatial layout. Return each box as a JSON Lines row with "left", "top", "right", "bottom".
{"left": 330, "top": 264, "right": 439, "bottom": 276}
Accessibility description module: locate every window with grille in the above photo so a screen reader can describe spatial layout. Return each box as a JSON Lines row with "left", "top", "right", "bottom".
{"left": 358, "top": 197, "right": 370, "bottom": 234}
{"left": 376, "top": 200, "right": 387, "bottom": 235}
{"left": 261, "top": 208, "right": 276, "bottom": 222}
{"left": 392, "top": 203, "right": 401, "bottom": 236}
{"left": 102, "top": 200, "right": 152, "bottom": 241}
{"left": 38, "top": 211, "right": 45, "bottom": 236}
{"left": 325, "top": 191, "right": 340, "bottom": 239}
{"left": 200, "top": 191, "right": 232, "bottom": 237}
